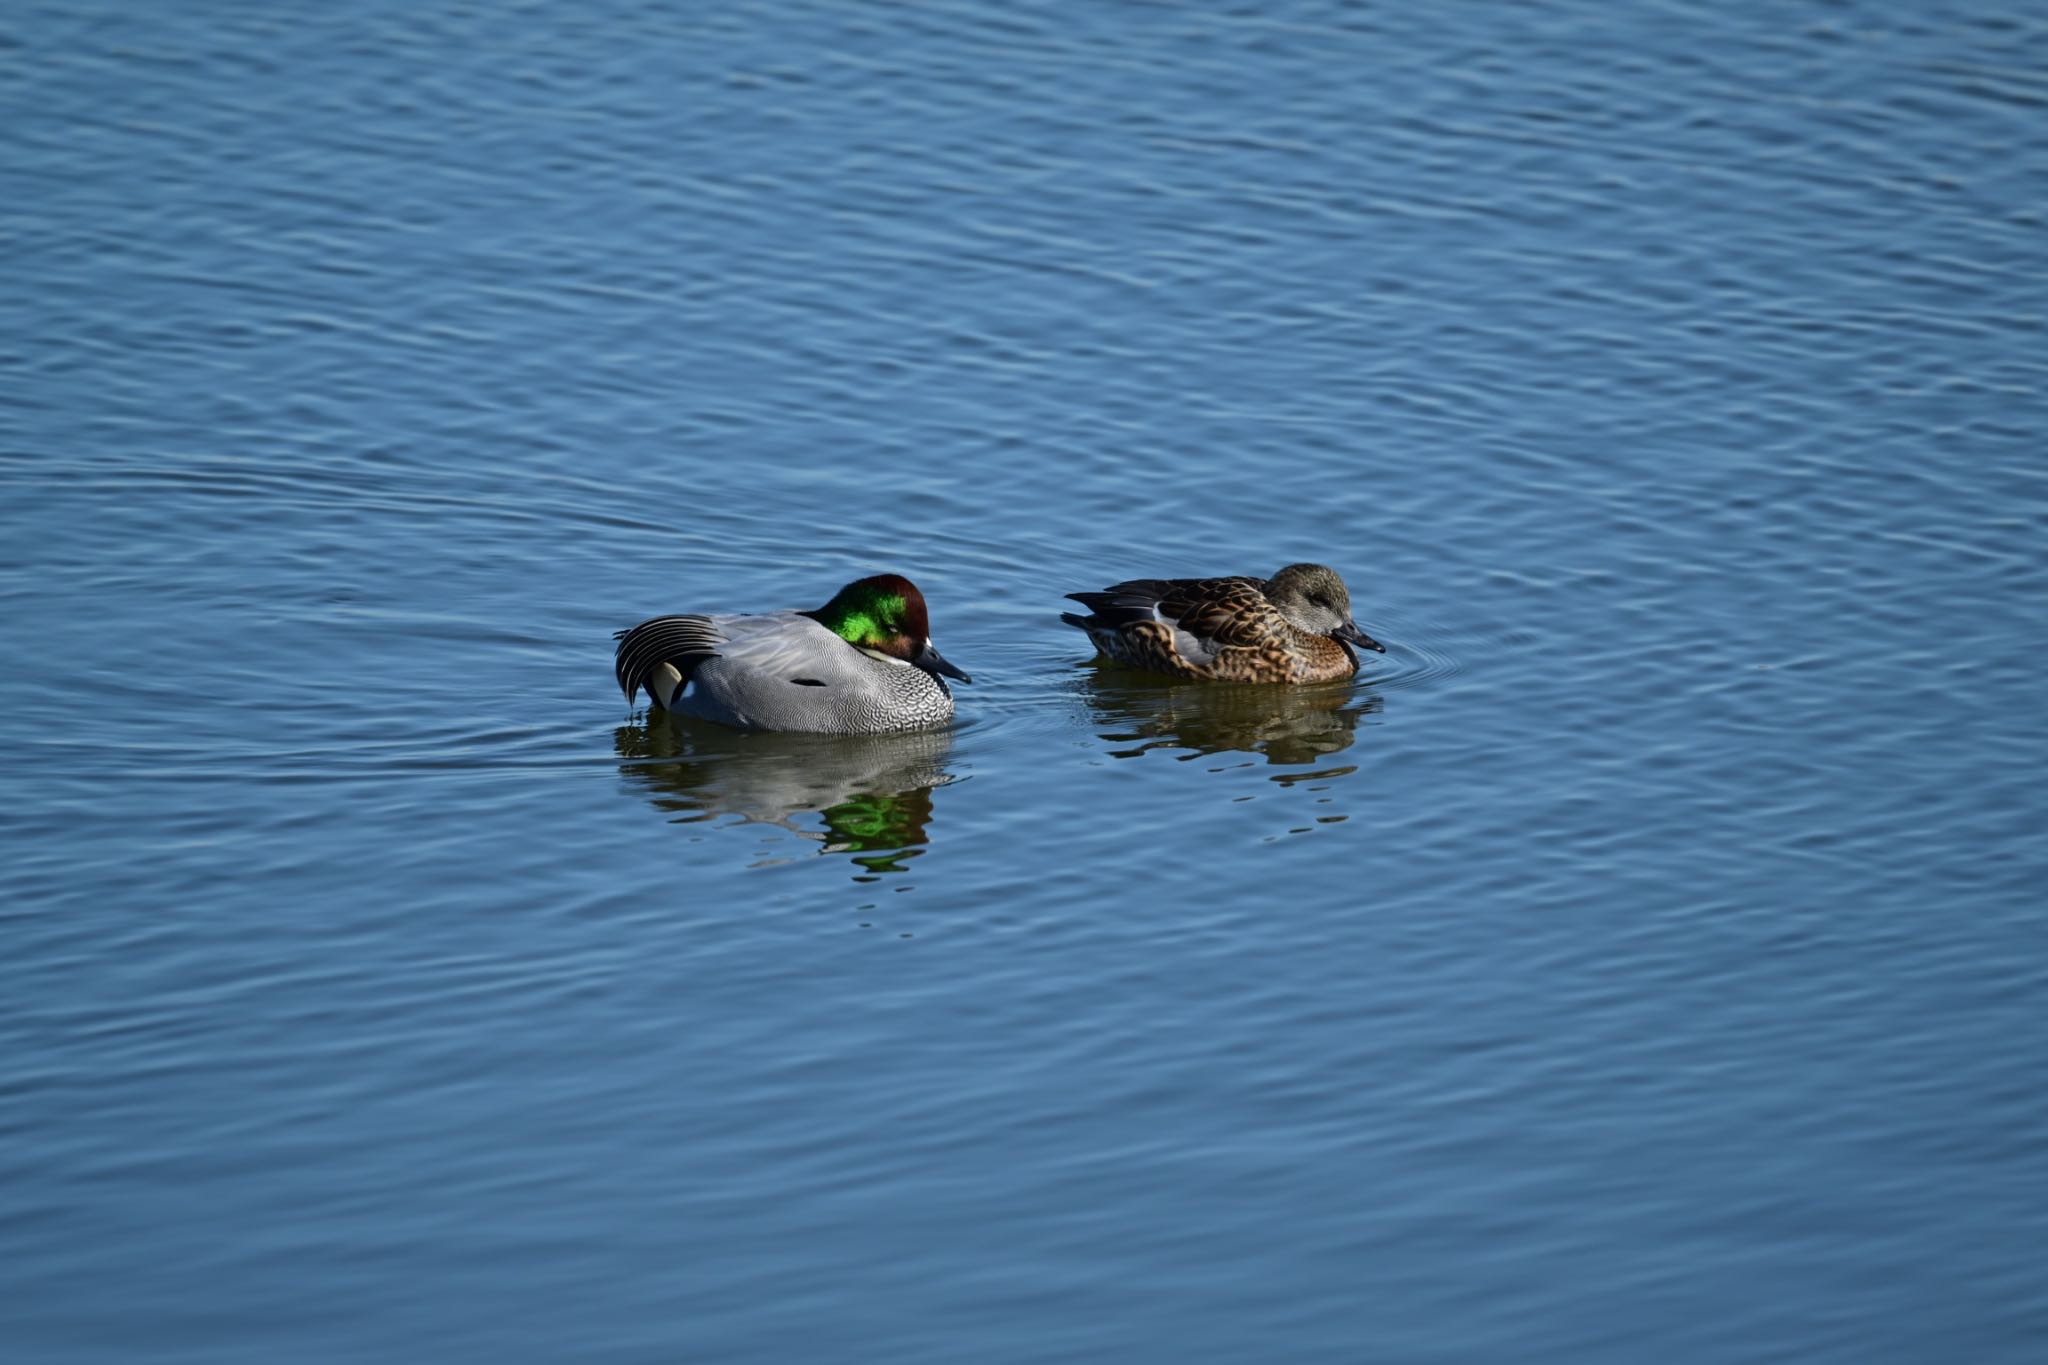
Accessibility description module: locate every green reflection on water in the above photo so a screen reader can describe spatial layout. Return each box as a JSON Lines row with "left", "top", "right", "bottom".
{"left": 614, "top": 714, "right": 956, "bottom": 873}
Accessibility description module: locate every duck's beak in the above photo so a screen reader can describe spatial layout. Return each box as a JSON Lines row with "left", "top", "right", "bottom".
{"left": 915, "top": 640, "right": 972, "bottom": 683}
{"left": 1334, "top": 620, "right": 1386, "bottom": 653}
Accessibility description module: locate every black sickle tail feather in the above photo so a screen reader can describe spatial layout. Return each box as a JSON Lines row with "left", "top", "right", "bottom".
{"left": 613, "top": 614, "right": 723, "bottom": 707}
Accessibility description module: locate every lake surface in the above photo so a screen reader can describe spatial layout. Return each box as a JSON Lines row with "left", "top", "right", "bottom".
{"left": 4, "top": 1, "right": 2046, "bottom": 1359}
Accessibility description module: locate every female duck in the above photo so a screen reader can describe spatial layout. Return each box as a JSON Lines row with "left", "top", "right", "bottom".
{"left": 1061, "top": 562, "right": 1384, "bottom": 683}
{"left": 615, "top": 574, "right": 970, "bottom": 734}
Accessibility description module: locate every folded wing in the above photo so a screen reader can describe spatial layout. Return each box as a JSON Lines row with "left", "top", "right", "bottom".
{"left": 1063, "top": 575, "right": 1280, "bottom": 659}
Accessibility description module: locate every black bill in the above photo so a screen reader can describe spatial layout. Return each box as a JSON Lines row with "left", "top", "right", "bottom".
{"left": 1334, "top": 621, "right": 1386, "bottom": 653}
{"left": 915, "top": 640, "right": 972, "bottom": 683}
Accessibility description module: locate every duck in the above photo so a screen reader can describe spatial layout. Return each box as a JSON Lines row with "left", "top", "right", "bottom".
{"left": 615, "top": 573, "right": 970, "bottom": 734}
{"left": 1060, "top": 562, "right": 1384, "bottom": 683}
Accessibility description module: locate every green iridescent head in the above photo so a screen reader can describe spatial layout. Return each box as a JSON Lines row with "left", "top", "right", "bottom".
{"left": 808, "top": 573, "right": 972, "bottom": 683}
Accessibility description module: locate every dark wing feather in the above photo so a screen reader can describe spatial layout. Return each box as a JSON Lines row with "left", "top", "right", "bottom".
{"left": 613, "top": 614, "right": 724, "bottom": 705}
{"left": 1063, "top": 579, "right": 1174, "bottom": 630}
{"left": 1064, "top": 576, "right": 1272, "bottom": 642}
{"left": 1152, "top": 577, "right": 1282, "bottom": 649}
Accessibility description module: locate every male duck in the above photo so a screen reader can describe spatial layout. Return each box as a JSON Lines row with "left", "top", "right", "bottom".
{"left": 1061, "top": 563, "right": 1384, "bottom": 683}
{"left": 615, "top": 574, "right": 970, "bottom": 734}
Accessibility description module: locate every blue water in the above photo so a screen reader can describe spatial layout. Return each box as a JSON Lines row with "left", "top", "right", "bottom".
{"left": 5, "top": 1, "right": 2047, "bottom": 1359}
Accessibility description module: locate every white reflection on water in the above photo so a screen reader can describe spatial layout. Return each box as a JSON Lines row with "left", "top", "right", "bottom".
{"left": 615, "top": 713, "right": 958, "bottom": 877}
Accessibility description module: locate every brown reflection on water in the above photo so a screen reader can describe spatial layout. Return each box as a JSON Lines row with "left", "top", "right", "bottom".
{"left": 1075, "top": 663, "right": 1381, "bottom": 771}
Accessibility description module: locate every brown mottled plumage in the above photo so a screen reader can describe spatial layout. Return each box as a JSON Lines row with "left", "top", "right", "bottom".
{"left": 1060, "top": 563, "right": 1386, "bottom": 683}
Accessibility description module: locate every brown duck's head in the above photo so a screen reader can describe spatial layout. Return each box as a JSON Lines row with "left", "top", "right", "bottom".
{"left": 1268, "top": 563, "right": 1384, "bottom": 653}
{"left": 809, "top": 573, "right": 972, "bottom": 682}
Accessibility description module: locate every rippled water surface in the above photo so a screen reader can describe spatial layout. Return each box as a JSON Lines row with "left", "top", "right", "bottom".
{"left": 6, "top": 1, "right": 2047, "bottom": 1359}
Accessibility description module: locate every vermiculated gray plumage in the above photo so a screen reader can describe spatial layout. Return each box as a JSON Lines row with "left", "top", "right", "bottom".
{"left": 615, "top": 610, "right": 955, "bottom": 734}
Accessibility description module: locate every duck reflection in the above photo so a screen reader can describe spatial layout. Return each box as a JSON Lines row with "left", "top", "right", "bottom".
{"left": 1076, "top": 662, "right": 1380, "bottom": 772}
{"left": 614, "top": 714, "right": 956, "bottom": 875}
